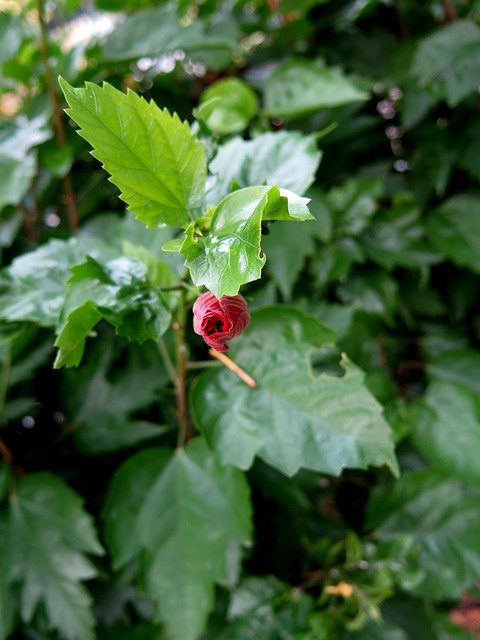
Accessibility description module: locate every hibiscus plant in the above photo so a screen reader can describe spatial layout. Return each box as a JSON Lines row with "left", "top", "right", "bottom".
{"left": 1, "top": 1, "right": 480, "bottom": 640}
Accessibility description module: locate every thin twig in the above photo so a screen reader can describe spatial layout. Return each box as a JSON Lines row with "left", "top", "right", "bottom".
{"left": 36, "top": 0, "right": 78, "bottom": 233}
{"left": 0, "top": 438, "right": 13, "bottom": 463}
{"left": 208, "top": 350, "right": 257, "bottom": 388}
{"left": 174, "top": 296, "right": 193, "bottom": 447}
{"left": 441, "top": 0, "right": 458, "bottom": 21}
{"left": 156, "top": 337, "right": 177, "bottom": 385}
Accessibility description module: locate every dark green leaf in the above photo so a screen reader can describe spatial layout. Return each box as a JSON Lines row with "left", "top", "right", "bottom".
{"left": 368, "top": 470, "right": 480, "bottom": 599}
{"left": 264, "top": 59, "right": 368, "bottom": 119}
{"left": 3, "top": 473, "right": 103, "bottom": 640}
{"left": 411, "top": 21, "right": 480, "bottom": 107}
{"left": 103, "top": 438, "right": 252, "bottom": 640}
{"left": 426, "top": 195, "right": 480, "bottom": 274}
{"left": 190, "top": 306, "right": 398, "bottom": 477}
{"left": 196, "top": 78, "right": 259, "bottom": 135}
{"left": 59, "top": 79, "right": 207, "bottom": 228}
{"left": 412, "top": 381, "right": 480, "bottom": 486}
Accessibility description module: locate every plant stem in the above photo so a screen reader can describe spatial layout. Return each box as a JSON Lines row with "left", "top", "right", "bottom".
{"left": 186, "top": 360, "right": 220, "bottom": 370}
{"left": 174, "top": 294, "right": 192, "bottom": 447}
{"left": 0, "top": 438, "right": 13, "bottom": 463}
{"left": 442, "top": 0, "right": 458, "bottom": 21}
{"left": 156, "top": 337, "right": 176, "bottom": 385}
{"left": 36, "top": 0, "right": 78, "bottom": 233}
{"left": 208, "top": 349, "right": 257, "bottom": 388}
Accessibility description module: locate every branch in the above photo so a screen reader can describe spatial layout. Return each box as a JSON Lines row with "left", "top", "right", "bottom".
{"left": 36, "top": 0, "right": 78, "bottom": 233}
{"left": 174, "top": 297, "right": 193, "bottom": 447}
{"left": 441, "top": 0, "right": 458, "bottom": 21}
{"left": 208, "top": 350, "right": 257, "bottom": 388}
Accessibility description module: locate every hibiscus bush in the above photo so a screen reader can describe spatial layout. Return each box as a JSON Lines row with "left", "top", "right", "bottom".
{"left": 1, "top": 0, "right": 480, "bottom": 638}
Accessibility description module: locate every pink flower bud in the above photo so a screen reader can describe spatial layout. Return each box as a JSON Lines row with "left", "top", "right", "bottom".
{"left": 192, "top": 292, "right": 250, "bottom": 352}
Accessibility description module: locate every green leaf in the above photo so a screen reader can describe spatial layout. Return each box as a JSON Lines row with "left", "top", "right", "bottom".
{"left": 54, "top": 256, "right": 173, "bottom": 368}
{"left": 329, "top": 178, "right": 382, "bottom": 237}
{"left": 412, "top": 381, "right": 480, "bottom": 486}
{"left": 426, "top": 195, "right": 480, "bottom": 274}
{"left": 367, "top": 469, "right": 480, "bottom": 599}
{"left": 190, "top": 306, "right": 398, "bottom": 477}
{"left": 206, "top": 131, "right": 322, "bottom": 204}
{"left": 103, "top": 438, "right": 252, "bottom": 640}
{"left": 3, "top": 473, "right": 103, "bottom": 640}
{"left": 59, "top": 78, "right": 207, "bottom": 228}
{"left": 426, "top": 347, "right": 480, "bottom": 393}
{"left": 0, "top": 463, "right": 10, "bottom": 502}
{"left": 196, "top": 78, "right": 259, "bottom": 135}
{"left": 337, "top": 270, "right": 398, "bottom": 324}
{"left": 102, "top": 6, "right": 238, "bottom": 70}
{"left": 181, "top": 186, "right": 312, "bottom": 297}
{"left": 0, "top": 153, "right": 36, "bottom": 211}
{"left": 62, "top": 340, "right": 170, "bottom": 454}
{"left": 0, "top": 238, "right": 113, "bottom": 327}
{"left": 264, "top": 59, "right": 369, "bottom": 119}
{"left": 411, "top": 20, "right": 480, "bottom": 107}
{"left": 0, "top": 521, "right": 14, "bottom": 640}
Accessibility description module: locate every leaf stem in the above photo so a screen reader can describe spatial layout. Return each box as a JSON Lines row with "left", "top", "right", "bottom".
{"left": 156, "top": 337, "right": 176, "bottom": 385}
{"left": 174, "top": 293, "right": 193, "bottom": 447}
{"left": 36, "top": 0, "right": 78, "bottom": 233}
{"left": 208, "top": 349, "right": 257, "bottom": 388}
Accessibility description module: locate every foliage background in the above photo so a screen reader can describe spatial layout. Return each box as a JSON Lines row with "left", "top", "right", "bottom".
{"left": 1, "top": 0, "right": 480, "bottom": 638}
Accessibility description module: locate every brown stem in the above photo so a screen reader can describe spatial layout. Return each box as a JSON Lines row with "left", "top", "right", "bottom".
{"left": 36, "top": 0, "right": 78, "bottom": 233}
{"left": 174, "top": 299, "right": 193, "bottom": 447}
{"left": 441, "top": 0, "right": 458, "bottom": 21}
{"left": 0, "top": 438, "right": 13, "bottom": 463}
{"left": 208, "top": 349, "right": 257, "bottom": 388}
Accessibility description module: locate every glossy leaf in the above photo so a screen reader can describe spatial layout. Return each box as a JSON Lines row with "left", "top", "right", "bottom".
{"left": 59, "top": 79, "right": 207, "bottom": 228}
{"left": 368, "top": 470, "right": 480, "bottom": 599}
{"left": 190, "top": 306, "right": 398, "bottom": 477}
{"left": 54, "top": 255, "right": 174, "bottom": 368}
{"left": 206, "top": 131, "right": 321, "bottom": 204}
{"left": 2, "top": 473, "right": 103, "bottom": 640}
{"left": 103, "top": 438, "right": 252, "bottom": 640}
{"left": 411, "top": 21, "right": 480, "bottom": 107}
{"left": 264, "top": 59, "right": 368, "bottom": 119}
{"left": 196, "top": 78, "right": 259, "bottom": 135}
{"left": 412, "top": 381, "right": 480, "bottom": 486}
{"left": 181, "top": 186, "right": 312, "bottom": 297}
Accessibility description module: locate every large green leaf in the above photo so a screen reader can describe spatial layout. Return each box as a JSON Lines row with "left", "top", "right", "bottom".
{"left": 412, "top": 381, "right": 480, "bottom": 486}
{"left": 264, "top": 59, "right": 368, "bottom": 119}
{"left": 0, "top": 237, "right": 113, "bottom": 327}
{"left": 103, "top": 438, "right": 252, "bottom": 640}
{"left": 2, "top": 473, "right": 103, "bottom": 640}
{"left": 411, "top": 20, "right": 480, "bottom": 107}
{"left": 59, "top": 79, "right": 207, "bottom": 228}
{"left": 54, "top": 255, "right": 175, "bottom": 367}
{"left": 206, "top": 131, "right": 321, "bottom": 204}
{"left": 196, "top": 78, "right": 259, "bottom": 135}
{"left": 181, "top": 186, "right": 312, "bottom": 297}
{"left": 102, "top": 6, "right": 238, "bottom": 70}
{"left": 367, "top": 469, "right": 480, "bottom": 599}
{"left": 190, "top": 306, "right": 398, "bottom": 477}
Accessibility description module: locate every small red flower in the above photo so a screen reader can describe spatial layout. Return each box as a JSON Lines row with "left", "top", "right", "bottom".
{"left": 192, "top": 292, "right": 250, "bottom": 352}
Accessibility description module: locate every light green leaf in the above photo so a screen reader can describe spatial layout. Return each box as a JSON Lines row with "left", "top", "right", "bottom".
{"left": 54, "top": 256, "right": 173, "bottom": 368}
{"left": 206, "top": 131, "right": 321, "bottom": 204}
{"left": 181, "top": 186, "right": 312, "bottom": 297}
{"left": 411, "top": 20, "right": 480, "bottom": 107}
{"left": 264, "top": 59, "right": 368, "bottom": 119}
{"left": 196, "top": 78, "right": 259, "bottom": 135}
{"left": 426, "top": 195, "right": 480, "bottom": 273}
{"left": 102, "top": 6, "right": 238, "bottom": 70}
{"left": 190, "top": 306, "right": 398, "bottom": 477}
{"left": 412, "top": 381, "right": 480, "bottom": 486}
{"left": 103, "top": 438, "right": 252, "bottom": 640}
{"left": 0, "top": 154, "right": 36, "bottom": 211}
{"left": 367, "top": 470, "right": 480, "bottom": 599}
{"left": 59, "top": 78, "right": 206, "bottom": 228}
{"left": 3, "top": 473, "right": 103, "bottom": 640}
